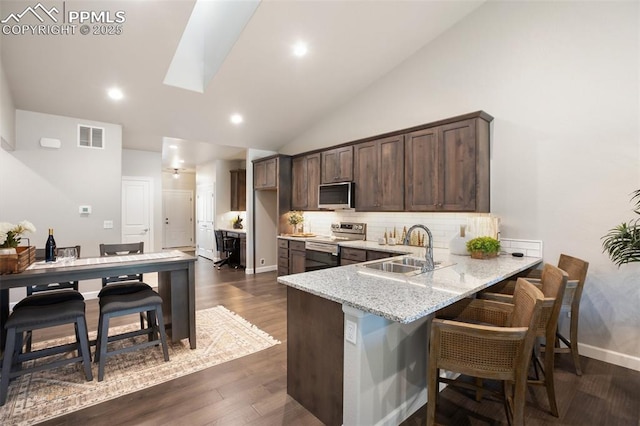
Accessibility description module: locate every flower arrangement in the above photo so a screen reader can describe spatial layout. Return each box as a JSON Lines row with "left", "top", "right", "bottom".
{"left": 0, "top": 221, "right": 36, "bottom": 248}
{"left": 287, "top": 211, "right": 304, "bottom": 233}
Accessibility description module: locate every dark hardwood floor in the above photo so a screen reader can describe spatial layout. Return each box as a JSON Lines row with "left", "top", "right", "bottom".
{"left": 30, "top": 257, "right": 640, "bottom": 425}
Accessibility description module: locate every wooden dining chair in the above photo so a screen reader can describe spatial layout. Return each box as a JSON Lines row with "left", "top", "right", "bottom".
{"left": 480, "top": 263, "right": 569, "bottom": 416}
{"left": 427, "top": 278, "right": 545, "bottom": 426}
{"left": 99, "top": 242, "right": 144, "bottom": 287}
{"left": 30, "top": 245, "right": 81, "bottom": 295}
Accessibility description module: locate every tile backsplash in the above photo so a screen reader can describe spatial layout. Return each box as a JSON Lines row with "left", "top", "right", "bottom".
{"left": 300, "top": 211, "right": 543, "bottom": 257}
{"left": 301, "top": 211, "right": 493, "bottom": 248}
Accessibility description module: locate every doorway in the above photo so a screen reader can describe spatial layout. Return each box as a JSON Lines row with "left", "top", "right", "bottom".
{"left": 122, "top": 177, "right": 154, "bottom": 248}
{"left": 163, "top": 189, "right": 194, "bottom": 248}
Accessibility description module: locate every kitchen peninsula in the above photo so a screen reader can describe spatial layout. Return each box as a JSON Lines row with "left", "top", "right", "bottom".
{"left": 278, "top": 248, "right": 542, "bottom": 426}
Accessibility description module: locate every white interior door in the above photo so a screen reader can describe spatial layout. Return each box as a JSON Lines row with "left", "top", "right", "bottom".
{"left": 163, "top": 189, "right": 194, "bottom": 248}
{"left": 122, "top": 177, "right": 153, "bottom": 248}
{"left": 196, "top": 184, "right": 215, "bottom": 259}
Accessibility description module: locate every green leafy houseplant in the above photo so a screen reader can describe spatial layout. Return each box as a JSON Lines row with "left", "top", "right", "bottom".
{"left": 602, "top": 189, "right": 640, "bottom": 266}
{"left": 466, "top": 236, "right": 501, "bottom": 259}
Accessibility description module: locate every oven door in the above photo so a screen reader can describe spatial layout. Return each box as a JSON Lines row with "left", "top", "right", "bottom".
{"left": 305, "top": 242, "right": 339, "bottom": 271}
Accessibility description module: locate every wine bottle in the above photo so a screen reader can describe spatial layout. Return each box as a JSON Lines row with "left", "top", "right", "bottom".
{"left": 45, "top": 228, "right": 57, "bottom": 262}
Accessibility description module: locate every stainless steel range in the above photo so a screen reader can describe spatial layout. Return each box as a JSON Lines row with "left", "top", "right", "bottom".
{"left": 304, "top": 222, "right": 366, "bottom": 271}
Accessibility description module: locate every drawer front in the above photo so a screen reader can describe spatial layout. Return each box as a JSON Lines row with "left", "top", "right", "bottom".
{"left": 278, "top": 247, "right": 289, "bottom": 259}
{"left": 278, "top": 256, "right": 289, "bottom": 268}
{"left": 278, "top": 239, "right": 289, "bottom": 248}
{"left": 290, "top": 241, "right": 306, "bottom": 252}
{"left": 341, "top": 247, "right": 366, "bottom": 262}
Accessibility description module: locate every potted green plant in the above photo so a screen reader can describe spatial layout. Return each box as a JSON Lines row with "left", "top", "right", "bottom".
{"left": 466, "top": 236, "right": 501, "bottom": 259}
{"left": 602, "top": 189, "right": 640, "bottom": 266}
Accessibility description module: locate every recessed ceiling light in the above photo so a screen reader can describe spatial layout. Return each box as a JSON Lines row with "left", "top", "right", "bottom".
{"left": 107, "top": 87, "right": 124, "bottom": 101}
{"left": 230, "top": 114, "right": 243, "bottom": 125}
{"left": 292, "top": 41, "right": 308, "bottom": 57}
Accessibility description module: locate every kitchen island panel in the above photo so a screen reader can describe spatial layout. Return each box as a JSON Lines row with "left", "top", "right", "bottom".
{"left": 287, "top": 286, "right": 344, "bottom": 426}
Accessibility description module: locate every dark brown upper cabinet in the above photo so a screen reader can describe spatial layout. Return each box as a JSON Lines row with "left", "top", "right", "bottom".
{"left": 321, "top": 146, "right": 353, "bottom": 183}
{"left": 291, "top": 153, "right": 321, "bottom": 211}
{"left": 230, "top": 169, "right": 246, "bottom": 211}
{"left": 405, "top": 116, "right": 490, "bottom": 212}
{"left": 353, "top": 135, "right": 404, "bottom": 211}
{"left": 254, "top": 157, "right": 278, "bottom": 190}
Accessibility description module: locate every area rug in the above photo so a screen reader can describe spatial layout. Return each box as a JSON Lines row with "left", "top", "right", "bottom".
{"left": 0, "top": 306, "right": 280, "bottom": 425}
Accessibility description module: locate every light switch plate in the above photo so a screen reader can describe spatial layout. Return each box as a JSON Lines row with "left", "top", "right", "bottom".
{"left": 345, "top": 320, "right": 357, "bottom": 345}
{"left": 103, "top": 220, "right": 114, "bottom": 229}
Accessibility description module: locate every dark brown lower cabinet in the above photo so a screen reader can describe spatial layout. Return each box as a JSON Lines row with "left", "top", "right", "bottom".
{"left": 289, "top": 241, "right": 306, "bottom": 274}
{"left": 287, "top": 287, "right": 344, "bottom": 426}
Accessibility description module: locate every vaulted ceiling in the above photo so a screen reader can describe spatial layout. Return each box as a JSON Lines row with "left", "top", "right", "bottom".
{"left": 1, "top": 0, "right": 484, "bottom": 170}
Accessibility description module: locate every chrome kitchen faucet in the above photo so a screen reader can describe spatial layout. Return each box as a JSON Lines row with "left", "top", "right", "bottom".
{"left": 403, "top": 224, "right": 434, "bottom": 272}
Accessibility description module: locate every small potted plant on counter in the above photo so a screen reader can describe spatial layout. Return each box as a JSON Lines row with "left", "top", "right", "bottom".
{"left": 466, "top": 236, "right": 501, "bottom": 259}
{"left": 287, "top": 211, "right": 304, "bottom": 235}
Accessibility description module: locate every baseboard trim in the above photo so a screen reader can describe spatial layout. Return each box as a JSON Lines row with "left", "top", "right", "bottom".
{"left": 579, "top": 342, "right": 640, "bottom": 372}
{"left": 255, "top": 264, "right": 277, "bottom": 274}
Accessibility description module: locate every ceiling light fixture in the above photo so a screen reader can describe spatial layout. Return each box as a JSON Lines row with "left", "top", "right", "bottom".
{"left": 173, "top": 168, "right": 180, "bottom": 179}
{"left": 169, "top": 144, "right": 178, "bottom": 149}
{"left": 230, "top": 114, "right": 244, "bottom": 125}
{"left": 292, "top": 41, "right": 308, "bottom": 57}
{"left": 107, "top": 87, "right": 124, "bottom": 101}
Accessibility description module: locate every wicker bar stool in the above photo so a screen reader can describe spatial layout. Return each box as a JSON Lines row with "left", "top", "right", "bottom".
{"left": 95, "top": 283, "right": 169, "bottom": 381}
{"left": 481, "top": 254, "right": 589, "bottom": 376}
{"left": 427, "top": 278, "right": 545, "bottom": 426}
{"left": 0, "top": 290, "right": 93, "bottom": 406}
{"left": 480, "top": 264, "right": 569, "bottom": 416}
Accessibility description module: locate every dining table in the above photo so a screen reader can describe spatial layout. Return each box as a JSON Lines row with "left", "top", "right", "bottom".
{"left": 0, "top": 250, "right": 197, "bottom": 350}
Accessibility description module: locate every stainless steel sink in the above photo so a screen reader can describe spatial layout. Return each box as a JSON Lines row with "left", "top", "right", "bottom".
{"left": 356, "top": 255, "right": 454, "bottom": 277}
{"left": 359, "top": 262, "right": 421, "bottom": 274}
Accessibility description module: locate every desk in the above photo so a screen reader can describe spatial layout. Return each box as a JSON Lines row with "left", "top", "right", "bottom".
{"left": 220, "top": 230, "right": 246, "bottom": 268}
{"left": 0, "top": 251, "right": 197, "bottom": 350}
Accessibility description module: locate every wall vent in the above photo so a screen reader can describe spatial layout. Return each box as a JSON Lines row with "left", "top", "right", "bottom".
{"left": 78, "top": 125, "right": 104, "bottom": 149}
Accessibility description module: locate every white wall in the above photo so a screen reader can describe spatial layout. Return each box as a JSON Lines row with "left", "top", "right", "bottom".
{"left": 2, "top": 110, "right": 122, "bottom": 301}
{"left": 122, "top": 149, "right": 163, "bottom": 252}
{"left": 0, "top": 59, "right": 15, "bottom": 150}
{"left": 280, "top": 2, "right": 640, "bottom": 366}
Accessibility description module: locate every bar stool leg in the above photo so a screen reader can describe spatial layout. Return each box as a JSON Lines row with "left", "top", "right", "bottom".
{"left": 155, "top": 307, "right": 170, "bottom": 361}
{"left": 76, "top": 315, "right": 93, "bottom": 381}
{"left": 1, "top": 328, "right": 17, "bottom": 406}
{"left": 97, "top": 313, "right": 111, "bottom": 382}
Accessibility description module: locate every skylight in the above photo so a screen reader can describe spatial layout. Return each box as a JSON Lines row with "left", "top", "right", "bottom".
{"left": 163, "top": 0, "right": 261, "bottom": 93}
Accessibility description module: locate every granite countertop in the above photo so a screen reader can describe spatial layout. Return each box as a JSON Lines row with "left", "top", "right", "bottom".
{"left": 277, "top": 248, "right": 541, "bottom": 324}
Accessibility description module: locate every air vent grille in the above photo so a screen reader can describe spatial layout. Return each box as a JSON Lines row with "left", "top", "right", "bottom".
{"left": 78, "top": 125, "right": 104, "bottom": 148}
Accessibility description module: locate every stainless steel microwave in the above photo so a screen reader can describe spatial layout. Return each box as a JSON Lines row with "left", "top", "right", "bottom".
{"left": 318, "top": 182, "right": 354, "bottom": 210}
